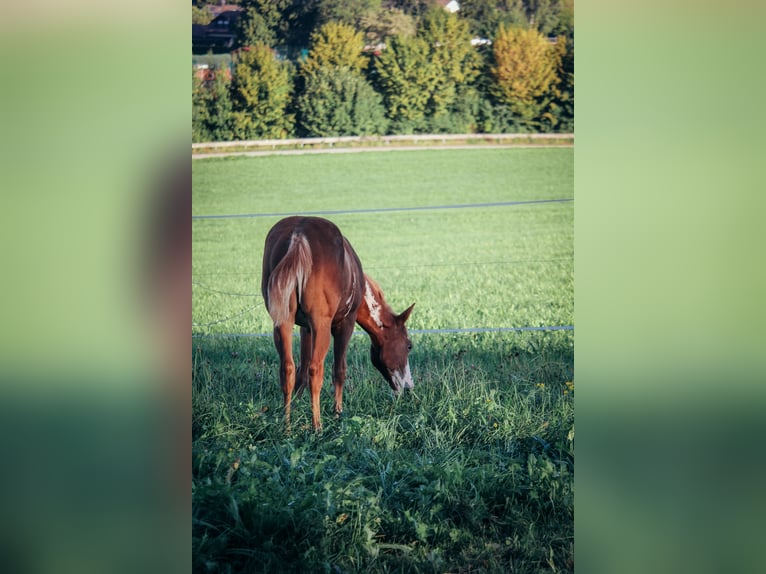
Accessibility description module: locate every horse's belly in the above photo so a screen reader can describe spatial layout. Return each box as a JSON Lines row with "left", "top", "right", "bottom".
{"left": 295, "top": 308, "right": 310, "bottom": 329}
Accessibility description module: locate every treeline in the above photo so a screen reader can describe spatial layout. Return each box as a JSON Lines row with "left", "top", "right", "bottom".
{"left": 192, "top": 1, "right": 574, "bottom": 141}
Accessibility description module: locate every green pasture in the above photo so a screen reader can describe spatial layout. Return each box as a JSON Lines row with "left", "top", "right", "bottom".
{"left": 192, "top": 148, "right": 574, "bottom": 573}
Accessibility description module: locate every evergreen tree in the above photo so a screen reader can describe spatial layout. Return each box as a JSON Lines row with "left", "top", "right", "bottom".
{"left": 206, "top": 67, "right": 234, "bottom": 141}
{"left": 418, "top": 7, "right": 480, "bottom": 121}
{"left": 543, "top": 35, "right": 573, "bottom": 132}
{"left": 193, "top": 67, "right": 235, "bottom": 142}
{"left": 360, "top": 7, "right": 416, "bottom": 46}
{"left": 192, "top": 69, "right": 211, "bottom": 142}
{"left": 297, "top": 22, "right": 386, "bottom": 137}
{"left": 230, "top": 45, "right": 294, "bottom": 139}
{"left": 315, "top": 0, "right": 381, "bottom": 30}
{"left": 300, "top": 22, "right": 368, "bottom": 76}
{"left": 297, "top": 66, "right": 387, "bottom": 136}
{"left": 236, "top": 0, "right": 292, "bottom": 47}
{"left": 373, "top": 34, "right": 437, "bottom": 133}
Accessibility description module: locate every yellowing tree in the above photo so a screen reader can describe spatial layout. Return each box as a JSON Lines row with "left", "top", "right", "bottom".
{"left": 491, "top": 25, "right": 562, "bottom": 126}
{"left": 301, "top": 22, "right": 367, "bottom": 76}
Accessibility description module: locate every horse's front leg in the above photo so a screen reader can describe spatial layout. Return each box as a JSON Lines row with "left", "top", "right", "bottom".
{"left": 331, "top": 320, "right": 355, "bottom": 418}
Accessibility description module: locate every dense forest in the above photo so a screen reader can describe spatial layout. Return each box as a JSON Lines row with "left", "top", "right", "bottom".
{"left": 192, "top": 0, "right": 574, "bottom": 141}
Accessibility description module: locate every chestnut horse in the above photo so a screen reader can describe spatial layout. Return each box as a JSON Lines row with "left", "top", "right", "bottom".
{"left": 261, "top": 216, "right": 415, "bottom": 431}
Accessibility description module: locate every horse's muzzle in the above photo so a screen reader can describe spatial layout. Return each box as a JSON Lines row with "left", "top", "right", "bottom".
{"left": 391, "top": 361, "right": 414, "bottom": 395}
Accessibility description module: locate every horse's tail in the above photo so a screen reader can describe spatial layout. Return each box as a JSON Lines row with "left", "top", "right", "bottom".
{"left": 267, "top": 233, "right": 313, "bottom": 326}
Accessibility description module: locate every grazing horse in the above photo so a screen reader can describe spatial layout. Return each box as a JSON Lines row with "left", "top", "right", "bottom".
{"left": 261, "top": 216, "right": 415, "bottom": 431}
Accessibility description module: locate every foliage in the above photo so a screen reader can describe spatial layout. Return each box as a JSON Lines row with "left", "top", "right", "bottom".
{"left": 192, "top": 67, "right": 234, "bottom": 143}
{"left": 389, "top": 0, "right": 433, "bottom": 18}
{"left": 460, "top": 0, "right": 528, "bottom": 38}
{"left": 191, "top": 1, "right": 575, "bottom": 140}
{"left": 418, "top": 7, "right": 481, "bottom": 122}
{"left": 296, "top": 22, "right": 384, "bottom": 137}
{"left": 490, "top": 24, "right": 562, "bottom": 129}
{"left": 192, "top": 5, "right": 213, "bottom": 26}
{"left": 524, "top": 0, "right": 573, "bottom": 38}
{"left": 296, "top": 66, "right": 388, "bottom": 137}
{"left": 192, "top": 70, "right": 207, "bottom": 143}
{"left": 300, "top": 21, "right": 368, "bottom": 77}
{"left": 360, "top": 7, "right": 417, "bottom": 46}
{"left": 230, "top": 45, "right": 294, "bottom": 139}
{"left": 315, "top": 0, "right": 382, "bottom": 30}
{"left": 542, "top": 35, "right": 574, "bottom": 132}
{"left": 373, "top": 35, "right": 437, "bottom": 133}
{"left": 236, "top": 0, "right": 292, "bottom": 47}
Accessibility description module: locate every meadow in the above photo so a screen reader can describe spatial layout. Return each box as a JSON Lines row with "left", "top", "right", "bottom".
{"left": 192, "top": 148, "right": 574, "bottom": 573}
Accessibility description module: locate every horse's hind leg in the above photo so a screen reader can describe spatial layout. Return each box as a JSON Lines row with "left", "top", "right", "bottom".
{"left": 273, "top": 323, "right": 296, "bottom": 430}
{"left": 308, "top": 320, "right": 332, "bottom": 432}
{"left": 331, "top": 319, "right": 355, "bottom": 418}
{"left": 295, "top": 326, "right": 312, "bottom": 399}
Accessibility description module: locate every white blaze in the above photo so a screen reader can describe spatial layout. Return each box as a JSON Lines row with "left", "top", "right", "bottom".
{"left": 392, "top": 361, "right": 413, "bottom": 394}
{"left": 364, "top": 279, "right": 383, "bottom": 328}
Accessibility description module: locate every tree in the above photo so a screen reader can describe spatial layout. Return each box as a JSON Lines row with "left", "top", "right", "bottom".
{"left": 490, "top": 24, "right": 561, "bottom": 128}
{"left": 300, "top": 22, "right": 368, "bottom": 76}
{"left": 192, "top": 5, "right": 213, "bottom": 25}
{"left": 297, "top": 66, "right": 387, "bottom": 136}
{"left": 230, "top": 45, "right": 294, "bottom": 139}
{"left": 315, "top": 0, "right": 381, "bottom": 30}
{"left": 297, "top": 22, "right": 386, "bottom": 137}
{"left": 374, "top": 35, "right": 437, "bottom": 133}
{"left": 236, "top": 7, "right": 276, "bottom": 47}
{"left": 205, "top": 67, "right": 235, "bottom": 141}
{"left": 388, "top": 0, "right": 432, "bottom": 18}
{"left": 525, "top": 0, "right": 573, "bottom": 38}
{"left": 192, "top": 69, "right": 210, "bottom": 142}
{"left": 359, "top": 7, "right": 416, "bottom": 46}
{"left": 417, "top": 7, "right": 480, "bottom": 120}
{"left": 236, "top": 0, "right": 292, "bottom": 47}
{"left": 193, "top": 67, "right": 235, "bottom": 142}
{"left": 542, "top": 35, "right": 573, "bottom": 132}
{"left": 459, "top": 0, "right": 528, "bottom": 38}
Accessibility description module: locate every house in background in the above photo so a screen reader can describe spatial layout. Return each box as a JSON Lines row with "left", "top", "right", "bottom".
{"left": 436, "top": 0, "right": 461, "bottom": 13}
{"left": 193, "top": 4, "right": 243, "bottom": 54}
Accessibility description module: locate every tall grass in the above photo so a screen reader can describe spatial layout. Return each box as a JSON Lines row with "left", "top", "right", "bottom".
{"left": 193, "top": 334, "right": 573, "bottom": 573}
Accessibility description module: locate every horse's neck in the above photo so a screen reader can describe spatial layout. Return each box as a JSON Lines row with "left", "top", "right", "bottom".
{"left": 356, "top": 278, "right": 390, "bottom": 345}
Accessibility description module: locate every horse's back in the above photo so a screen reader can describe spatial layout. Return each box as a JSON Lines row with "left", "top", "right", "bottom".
{"left": 262, "top": 217, "right": 363, "bottom": 326}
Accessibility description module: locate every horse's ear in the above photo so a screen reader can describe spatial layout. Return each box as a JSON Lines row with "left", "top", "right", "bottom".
{"left": 398, "top": 303, "right": 415, "bottom": 324}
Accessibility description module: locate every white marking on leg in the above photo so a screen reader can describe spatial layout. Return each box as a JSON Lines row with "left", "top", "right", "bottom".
{"left": 364, "top": 279, "right": 383, "bottom": 328}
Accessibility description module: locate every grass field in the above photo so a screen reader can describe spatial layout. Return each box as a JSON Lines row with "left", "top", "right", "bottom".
{"left": 192, "top": 148, "right": 574, "bottom": 573}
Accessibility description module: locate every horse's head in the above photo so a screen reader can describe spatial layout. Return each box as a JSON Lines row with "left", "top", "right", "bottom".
{"left": 369, "top": 303, "right": 415, "bottom": 395}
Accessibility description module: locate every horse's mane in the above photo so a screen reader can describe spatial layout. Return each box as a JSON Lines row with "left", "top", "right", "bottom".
{"left": 364, "top": 274, "right": 391, "bottom": 309}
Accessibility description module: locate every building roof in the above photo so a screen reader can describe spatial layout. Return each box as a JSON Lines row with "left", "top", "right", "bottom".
{"left": 208, "top": 3, "right": 243, "bottom": 19}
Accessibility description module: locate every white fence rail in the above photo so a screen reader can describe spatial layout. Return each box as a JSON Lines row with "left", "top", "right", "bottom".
{"left": 192, "top": 133, "right": 574, "bottom": 151}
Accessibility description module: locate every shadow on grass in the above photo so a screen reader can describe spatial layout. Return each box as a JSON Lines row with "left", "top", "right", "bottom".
{"left": 192, "top": 331, "right": 574, "bottom": 574}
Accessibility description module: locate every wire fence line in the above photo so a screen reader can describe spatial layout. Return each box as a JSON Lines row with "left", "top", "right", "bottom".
{"left": 193, "top": 199, "right": 573, "bottom": 337}
{"left": 192, "top": 305, "right": 261, "bottom": 328}
{"left": 192, "top": 325, "right": 574, "bottom": 339}
{"left": 192, "top": 198, "right": 573, "bottom": 220}
{"left": 193, "top": 281, "right": 262, "bottom": 298}
{"left": 192, "top": 257, "right": 572, "bottom": 291}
